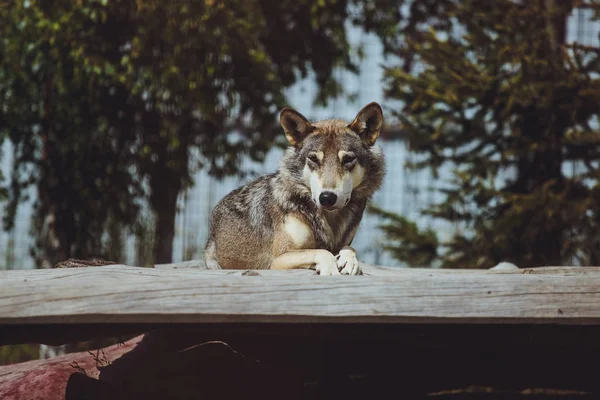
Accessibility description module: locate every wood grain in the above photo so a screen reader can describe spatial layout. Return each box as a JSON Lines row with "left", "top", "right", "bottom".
{"left": 1, "top": 265, "right": 600, "bottom": 325}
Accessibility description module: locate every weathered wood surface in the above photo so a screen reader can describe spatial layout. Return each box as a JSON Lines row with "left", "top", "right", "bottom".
{"left": 1, "top": 264, "right": 600, "bottom": 325}
{"left": 0, "top": 336, "right": 143, "bottom": 400}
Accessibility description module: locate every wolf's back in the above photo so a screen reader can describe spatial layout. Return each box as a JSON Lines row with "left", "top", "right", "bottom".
{"left": 203, "top": 174, "right": 279, "bottom": 270}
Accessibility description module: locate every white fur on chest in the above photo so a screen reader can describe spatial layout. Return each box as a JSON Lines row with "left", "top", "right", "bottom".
{"left": 283, "top": 210, "right": 355, "bottom": 251}
{"left": 284, "top": 216, "right": 314, "bottom": 248}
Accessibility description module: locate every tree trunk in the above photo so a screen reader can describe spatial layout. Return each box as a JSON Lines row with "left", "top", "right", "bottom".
{"left": 34, "top": 75, "right": 72, "bottom": 268}
{"left": 146, "top": 113, "right": 189, "bottom": 265}
{"left": 510, "top": 1, "right": 569, "bottom": 267}
{"left": 151, "top": 185, "right": 179, "bottom": 264}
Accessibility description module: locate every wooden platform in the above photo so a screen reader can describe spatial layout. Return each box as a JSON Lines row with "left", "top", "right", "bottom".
{"left": 1, "top": 263, "right": 600, "bottom": 326}
{"left": 1, "top": 263, "right": 600, "bottom": 399}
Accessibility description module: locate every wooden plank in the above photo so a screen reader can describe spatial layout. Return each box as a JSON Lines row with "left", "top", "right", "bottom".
{"left": 1, "top": 265, "right": 600, "bottom": 325}
{"left": 0, "top": 336, "right": 143, "bottom": 400}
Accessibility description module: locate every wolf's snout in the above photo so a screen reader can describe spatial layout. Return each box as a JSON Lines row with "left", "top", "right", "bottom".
{"left": 319, "top": 191, "right": 338, "bottom": 208}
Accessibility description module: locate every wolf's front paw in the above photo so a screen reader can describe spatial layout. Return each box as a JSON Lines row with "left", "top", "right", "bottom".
{"left": 314, "top": 250, "right": 340, "bottom": 276}
{"left": 336, "top": 247, "right": 361, "bottom": 275}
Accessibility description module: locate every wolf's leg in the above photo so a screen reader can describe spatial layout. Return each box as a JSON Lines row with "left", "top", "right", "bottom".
{"left": 270, "top": 249, "right": 340, "bottom": 276}
{"left": 203, "top": 240, "right": 222, "bottom": 269}
{"left": 335, "top": 246, "right": 361, "bottom": 275}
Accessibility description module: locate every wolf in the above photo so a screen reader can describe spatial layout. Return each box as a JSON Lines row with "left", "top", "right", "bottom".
{"left": 204, "top": 102, "right": 385, "bottom": 275}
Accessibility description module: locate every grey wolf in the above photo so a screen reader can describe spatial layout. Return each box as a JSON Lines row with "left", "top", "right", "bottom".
{"left": 204, "top": 102, "right": 385, "bottom": 275}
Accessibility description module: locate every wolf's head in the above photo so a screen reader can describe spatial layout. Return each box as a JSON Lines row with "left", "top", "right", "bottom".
{"left": 279, "top": 102, "right": 384, "bottom": 211}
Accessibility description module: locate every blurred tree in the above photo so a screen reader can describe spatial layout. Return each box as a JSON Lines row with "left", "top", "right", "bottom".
{"left": 371, "top": 0, "right": 600, "bottom": 268}
{"left": 369, "top": 205, "right": 439, "bottom": 266}
{"left": 0, "top": 344, "right": 40, "bottom": 366}
{"left": 0, "top": 0, "right": 144, "bottom": 266}
{"left": 0, "top": 0, "right": 400, "bottom": 266}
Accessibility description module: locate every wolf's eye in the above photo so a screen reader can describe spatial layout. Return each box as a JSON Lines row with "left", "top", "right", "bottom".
{"left": 307, "top": 154, "right": 319, "bottom": 164}
{"left": 342, "top": 155, "right": 356, "bottom": 167}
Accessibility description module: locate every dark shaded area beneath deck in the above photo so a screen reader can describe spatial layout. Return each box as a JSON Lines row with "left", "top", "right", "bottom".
{"left": 2, "top": 323, "right": 599, "bottom": 399}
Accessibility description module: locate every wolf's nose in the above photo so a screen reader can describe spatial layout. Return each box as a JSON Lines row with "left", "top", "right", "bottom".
{"left": 319, "top": 191, "right": 338, "bottom": 208}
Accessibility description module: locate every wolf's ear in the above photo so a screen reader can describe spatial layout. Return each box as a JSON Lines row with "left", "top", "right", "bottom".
{"left": 348, "top": 102, "right": 383, "bottom": 146}
{"left": 280, "top": 107, "right": 314, "bottom": 147}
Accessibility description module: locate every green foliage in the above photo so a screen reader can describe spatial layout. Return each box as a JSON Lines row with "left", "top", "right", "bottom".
{"left": 376, "top": 0, "right": 600, "bottom": 268}
{"left": 1, "top": 0, "right": 146, "bottom": 264}
{"left": 369, "top": 205, "right": 439, "bottom": 267}
{"left": 0, "top": 0, "right": 395, "bottom": 265}
{"left": 0, "top": 143, "right": 6, "bottom": 203}
{"left": 0, "top": 344, "right": 40, "bottom": 366}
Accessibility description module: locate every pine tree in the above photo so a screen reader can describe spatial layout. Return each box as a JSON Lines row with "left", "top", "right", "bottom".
{"left": 372, "top": 1, "right": 600, "bottom": 268}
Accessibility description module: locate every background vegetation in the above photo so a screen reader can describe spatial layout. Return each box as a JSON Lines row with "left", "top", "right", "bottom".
{"left": 1, "top": 0, "right": 599, "bottom": 270}
{"left": 371, "top": 0, "right": 600, "bottom": 268}
{"left": 0, "top": 0, "right": 399, "bottom": 266}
